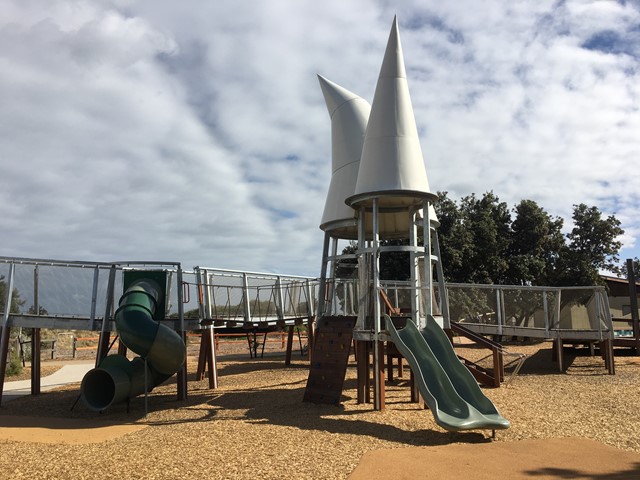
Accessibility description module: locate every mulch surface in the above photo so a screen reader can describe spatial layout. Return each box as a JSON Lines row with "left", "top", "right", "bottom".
{"left": 0, "top": 341, "right": 639, "bottom": 479}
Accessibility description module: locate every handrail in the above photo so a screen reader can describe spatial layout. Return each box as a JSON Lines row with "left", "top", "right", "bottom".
{"left": 451, "top": 321, "right": 527, "bottom": 387}
{"left": 450, "top": 321, "right": 503, "bottom": 387}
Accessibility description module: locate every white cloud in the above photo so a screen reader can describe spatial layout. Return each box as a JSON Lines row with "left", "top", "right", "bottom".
{"left": 1, "top": 0, "right": 639, "bottom": 276}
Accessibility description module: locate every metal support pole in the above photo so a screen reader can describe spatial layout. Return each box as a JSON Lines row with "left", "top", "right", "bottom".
{"left": 316, "top": 232, "right": 331, "bottom": 318}
{"left": 356, "top": 208, "right": 368, "bottom": 331}
{"left": 96, "top": 265, "right": 117, "bottom": 366}
{"left": 176, "top": 265, "right": 187, "bottom": 401}
{"left": 409, "top": 209, "right": 420, "bottom": 326}
{"left": 89, "top": 266, "right": 99, "bottom": 324}
{"left": 242, "top": 273, "right": 251, "bottom": 324}
{"left": 305, "top": 279, "right": 314, "bottom": 321}
{"left": 33, "top": 265, "right": 39, "bottom": 315}
{"left": 372, "top": 198, "right": 383, "bottom": 411}
{"left": 423, "top": 200, "right": 433, "bottom": 326}
{"left": 195, "top": 267, "right": 205, "bottom": 320}
{"left": 31, "top": 265, "right": 41, "bottom": 394}
{"left": 496, "top": 290, "right": 504, "bottom": 337}
{"left": 543, "top": 291, "right": 549, "bottom": 337}
{"left": 0, "top": 263, "right": 16, "bottom": 406}
{"left": 329, "top": 237, "right": 339, "bottom": 315}
{"left": 276, "top": 276, "right": 284, "bottom": 322}
{"left": 205, "top": 270, "right": 214, "bottom": 320}
{"left": 165, "top": 271, "right": 175, "bottom": 315}
{"left": 432, "top": 230, "right": 450, "bottom": 328}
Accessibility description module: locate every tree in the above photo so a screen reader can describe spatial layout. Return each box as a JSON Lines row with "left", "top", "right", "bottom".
{"left": 341, "top": 194, "right": 624, "bottom": 288}
{"left": 436, "top": 191, "right": 511, "bottom": 284}
{"left": 461, "top": 192, "right": 511, "bottom": 284}
{"left": 552, "top": 204, "right": 624, "bottom": 286}
{"left": 436, "top": 192, "right": 473, "bottom": 283}
{"left": 506, "top": 200, "right": 564, "bottom": 286}
{"left": 0, "top": 275, "right": 25, "bottom": 313}
{"left": 620, "top": 257, "right": 640, "bottom": 280}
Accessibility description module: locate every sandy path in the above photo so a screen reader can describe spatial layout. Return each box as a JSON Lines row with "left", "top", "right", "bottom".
{"left": 348, "top": 437, "right": 640, "bottom": 479}
{"left": 0, "top": 415, "right": 145, "bottom": 444}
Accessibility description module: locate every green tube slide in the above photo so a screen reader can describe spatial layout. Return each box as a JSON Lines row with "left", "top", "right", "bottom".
{"left": 385, "top": 314, "right": 509, "bottom": 432}
{"left": 81, "top": 279, "right": 185, "bottom": 411}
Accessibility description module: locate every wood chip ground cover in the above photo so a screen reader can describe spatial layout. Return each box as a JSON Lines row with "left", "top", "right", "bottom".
{"left": 0, "top": 342, "right": 638, "bottom": 479}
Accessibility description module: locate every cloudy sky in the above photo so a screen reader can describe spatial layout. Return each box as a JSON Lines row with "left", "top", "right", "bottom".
{"left": 1, "top": 0, "right": 639, "bottom": 276}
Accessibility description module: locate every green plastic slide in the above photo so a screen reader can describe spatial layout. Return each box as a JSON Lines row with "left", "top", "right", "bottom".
{"left": 81, "top": 279, "right": 185, "bottom": 411}
{"left": 385, "top": 314, "right": 509, "bottom": 432}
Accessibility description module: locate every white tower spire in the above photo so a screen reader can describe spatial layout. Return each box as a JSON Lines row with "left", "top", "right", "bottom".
{"left": 347, "top": 16, "right": 435, "bottom": 210}
{"left": 317, "top": 75, "right": 370, "bottom": 239}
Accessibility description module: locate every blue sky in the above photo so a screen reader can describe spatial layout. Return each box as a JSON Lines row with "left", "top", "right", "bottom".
{"left": 0, "top": 0, "right": 639, "bottom": 276}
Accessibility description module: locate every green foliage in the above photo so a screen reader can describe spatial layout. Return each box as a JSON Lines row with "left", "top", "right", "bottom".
{"left": 436, "top": 195, "right": 624, "bottom": 287}
{"left": 337, "top": 239, "right": 422, "bottom": 282}
{"left": 551, "top": 204, "right": 624, "bottom": 286}
{"left": 28, "top": 305, "right": 48, "bottom": 315}
{"left": 506, "top": 199, "right": 565, "bottom": 285}
{"left": 620, "top": 258, "right": 640, "bottom": 280}
{"left": 5, "top": 350, "right": 22, "bottom": 376}
{"left": 0, "top": 275, "right": 25, "bottom": 313}
{"left": 340, "top": 192, "right": 625, "bottom": 288}
{"left": 447, "top": 287, "right": 496, "bottom": 323}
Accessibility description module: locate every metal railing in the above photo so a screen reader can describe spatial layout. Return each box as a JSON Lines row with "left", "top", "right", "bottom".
{"left": 446, "top": 283, "right": 613, "bottom": 341}
{"left": 319, "top": 278, "right": 613, "bottom": 341}
{"left": 193, "top": 267, "right": 318, "bottom": 326}
{"left": 0, "top": 256, "right": 184, "bottom": 331}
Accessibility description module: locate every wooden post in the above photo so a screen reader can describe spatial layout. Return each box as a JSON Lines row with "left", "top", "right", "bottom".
{"left": 374, "top": 340, "right": 386, "bottom": 410}
{"left": 176, "top": 331, "right": 188, "bottom": 401}
{"left": 196, "top": 329, "right": 218, "bottom": 387}
{"left": 196, "top": 334, "right": 206, "bottom": 381}
{"left": 285, "top": 325, "right": 295, "bottom": 365}
{"left": 204, "top": 328, "right": 217, "bottom": 389}
{"left": 0, "top": 326, "right": 10, "bottom": 406}
{"left": 31, "top": 328, "right": 41, "bottom": 395}
{"left": 492, "top": 348, "right": 503, "bottom": 386}
{"left": 626, "top": 259, "right": 640, "bottom": 354}
{"left": 356, "top": 340, "right": 369, "bottom": 404}
{"left": 306, "top": 316, "right": 315, "bottom": 361}
{"left": 410, "top": 369, "right": 419, "bottom": 403}
{"left": 0, "top": 264, "right": 15, "bottom": 406}
{"left": 555, "top": 338, "right": 564, "bottom": 372}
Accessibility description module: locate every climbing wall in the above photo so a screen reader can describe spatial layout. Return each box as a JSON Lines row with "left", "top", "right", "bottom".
{"left": 303, "top": 316, "right": 357, "bottom": 405}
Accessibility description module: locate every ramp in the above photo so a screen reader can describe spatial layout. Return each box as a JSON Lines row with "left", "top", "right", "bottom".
{"left": 385, "top": 315, "right": 509, "bottom": 432}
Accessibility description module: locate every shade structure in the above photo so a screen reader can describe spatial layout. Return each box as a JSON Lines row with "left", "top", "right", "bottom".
{"left": 318, "top": 75, "right": 371, "bottom": 239}
{"left": 347, "top": 16, "right": 436, "bottom": 212}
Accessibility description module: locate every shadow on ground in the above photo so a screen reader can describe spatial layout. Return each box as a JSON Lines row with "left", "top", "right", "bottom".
{"left": 523, "top": 463, "right": 640, "bottom": 480}
{"left": 0, "top": 358, "right": 492, "bottom": 448}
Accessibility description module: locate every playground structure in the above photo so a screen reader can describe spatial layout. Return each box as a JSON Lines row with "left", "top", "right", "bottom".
{"left": 0, "top": 259, "right": 189, "bottom": 408}
{"left": 0, "top": 17, "right": 626, "bottom": 429}
{"left": 190, "top": 266, "right": 316, "bottom": 387}
{"left": 0, "top": 257, "right": 316, "bottom": 408}
{"left": 304, "top": 16, "right": 616, "bottom": 433}
{"left": 307, "top": 18, "right": 511, "bottom": 432}
{"left": 80, "top": 273, "right": 186, "bottom": 411}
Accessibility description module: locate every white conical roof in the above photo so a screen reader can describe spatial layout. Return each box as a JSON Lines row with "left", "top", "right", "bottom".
{"left": 318, "top": 75, "right": 371, "bottom": 238}
{"left": 347, "top": 16, "right": 436, "bottom": 210}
